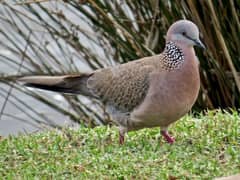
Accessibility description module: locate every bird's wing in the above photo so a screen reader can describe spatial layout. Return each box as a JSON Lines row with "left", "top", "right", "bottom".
{"left": 87, "top": 57, "right": 159, "bottom": 112}
{"left": 18, "top": 54, "right": 163, "bottom": 113}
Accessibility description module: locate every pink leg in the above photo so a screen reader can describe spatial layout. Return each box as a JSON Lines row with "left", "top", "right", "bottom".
{"left": 119, "top": 131, "right": 125, "bottom": 145}
{"left": 119, "top": 127, "right": 127, "bottom": 145}
{"left": 161, "top": 130, "right": 175, "bottom": 144}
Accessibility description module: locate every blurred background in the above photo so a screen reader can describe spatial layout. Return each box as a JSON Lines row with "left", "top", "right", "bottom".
{"left": 0, "top": 0, "right": 239, "bottom": 136}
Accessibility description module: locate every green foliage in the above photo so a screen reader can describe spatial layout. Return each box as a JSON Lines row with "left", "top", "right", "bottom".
{"left": 0, "top": 110, "right": 239, "bottom": 179}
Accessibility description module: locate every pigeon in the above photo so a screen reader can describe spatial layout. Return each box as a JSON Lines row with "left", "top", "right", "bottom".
{"left": 19, "top": 19, "right": 205, "bottom": 144}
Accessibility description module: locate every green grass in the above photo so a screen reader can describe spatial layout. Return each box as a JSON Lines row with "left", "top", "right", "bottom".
{"left": 0, "top": 110, "right": 239, "bottom": 179}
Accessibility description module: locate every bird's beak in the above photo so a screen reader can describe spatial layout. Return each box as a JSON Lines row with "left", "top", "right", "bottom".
{"left": 194, "top": 39, "right": 206, "bottom": 49}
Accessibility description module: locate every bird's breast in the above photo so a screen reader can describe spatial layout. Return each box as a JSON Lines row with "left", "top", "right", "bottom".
{"left": 131, "top": 54, "right": 200, "bottom": 128}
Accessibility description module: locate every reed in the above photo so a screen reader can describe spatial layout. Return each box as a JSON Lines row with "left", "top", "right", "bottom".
{"left": 0, "top": 0, "right": 239, "bottom": 126}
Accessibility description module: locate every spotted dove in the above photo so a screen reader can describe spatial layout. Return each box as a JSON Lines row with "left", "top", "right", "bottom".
{"left": 19, "top": 20, "right": 205, "bottom": 144}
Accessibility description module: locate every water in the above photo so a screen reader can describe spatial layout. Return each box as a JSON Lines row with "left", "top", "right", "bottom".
{"left": 0, "top": 83, "right": 76, "bottom": 136}
{"left": 0, "top": 2, "right": 103, "bottom": 136}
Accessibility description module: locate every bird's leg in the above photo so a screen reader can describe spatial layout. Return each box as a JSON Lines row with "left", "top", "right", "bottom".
{"left": 119, "top": 127, "right": 127, "bottom": 145}
{"left": 160, "top": 129, "right": 175, "bottom": 144}
{"left": 119, "top": 131, "right": 125, "bottom": 145}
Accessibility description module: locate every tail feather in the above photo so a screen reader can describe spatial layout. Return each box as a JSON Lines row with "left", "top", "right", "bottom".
{"left": 18, "top": 74, "right": 94, "bottom": 97}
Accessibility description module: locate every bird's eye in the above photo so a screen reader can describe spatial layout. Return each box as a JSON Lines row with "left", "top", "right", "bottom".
{"left": 182, "top": 32, "right": 186, "bottom": 36}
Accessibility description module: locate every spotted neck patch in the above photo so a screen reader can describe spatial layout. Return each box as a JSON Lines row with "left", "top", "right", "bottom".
{"left": 161, "top": 41, "right": 184, "bottom": 71}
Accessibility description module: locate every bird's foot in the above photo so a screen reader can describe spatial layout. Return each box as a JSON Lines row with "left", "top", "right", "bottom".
{"left": 160, "top": 130, "right": 175, "bottom": 144}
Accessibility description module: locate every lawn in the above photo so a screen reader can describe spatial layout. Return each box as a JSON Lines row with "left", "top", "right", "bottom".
{"left": 0, "top": 110, "right": 239, "bottom": 179}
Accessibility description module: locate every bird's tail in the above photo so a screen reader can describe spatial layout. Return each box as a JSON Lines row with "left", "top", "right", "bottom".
{"left": 18, "top": 74, "right": 94, "bottom": 97}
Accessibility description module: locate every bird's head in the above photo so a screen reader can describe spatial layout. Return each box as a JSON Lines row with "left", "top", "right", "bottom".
{"left": 166, "top": 20, "right": 205, "bottom": 49}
